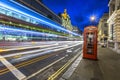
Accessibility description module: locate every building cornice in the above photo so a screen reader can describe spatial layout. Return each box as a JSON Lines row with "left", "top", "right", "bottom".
{"left": 36, "top": 0, "right": 61, "bottom": 20}
{"left": 108, "top": 0, "right": 115, "bottom": 6}
{"left": 108, "top": 0, "right": 112, "bottom": 6}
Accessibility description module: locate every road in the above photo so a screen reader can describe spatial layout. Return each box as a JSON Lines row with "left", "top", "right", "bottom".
{"left": 0, "top": 41, "right": 83, "bottom": 80}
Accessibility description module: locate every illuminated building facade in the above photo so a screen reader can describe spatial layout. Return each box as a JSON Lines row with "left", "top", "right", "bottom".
{"left": 98, "top": 13, "right": 108, "bottom": 43}
{"left": 107, "top": 0, "right": 120, "bottom": 53}
{"left": 0, "top": 0, "right": 80, "bottom": 41}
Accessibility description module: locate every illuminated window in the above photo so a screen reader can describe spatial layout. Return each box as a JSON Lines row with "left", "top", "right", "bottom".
{"left": 0, "top": 8, "right": 7, "bottom": 14}
{"left": 0, "top": 33, "right": 3, "bottom": 40}
{"left": 12, "top": 13, "right": 19, "bottom": 18}
{"left": 6, "top": 11, "right": 12, "bottom": 16}
{"left": 104, "top": 23, "right": 108, "bottom": 27}
{"left": 20, "top": 16, "right": 27, "bottom": 21}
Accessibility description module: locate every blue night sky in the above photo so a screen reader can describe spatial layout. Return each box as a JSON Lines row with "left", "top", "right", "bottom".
{"left": 42, "top": 0, "right": 109, "bottom": 31}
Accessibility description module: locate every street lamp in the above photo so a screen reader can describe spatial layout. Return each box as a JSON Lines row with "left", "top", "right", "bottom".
{"left": 90, "top": 16, "right": 96, "bottom": 26}
{"left": 90, "top": 16, "right": 96, "bottom": 21}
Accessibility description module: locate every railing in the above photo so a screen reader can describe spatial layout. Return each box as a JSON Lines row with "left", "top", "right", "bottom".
{"left": 108, "top": 41, "right": 114, "bottom": 48}
{"left": 118, "top": 42, "right": 120, "bottom": 49}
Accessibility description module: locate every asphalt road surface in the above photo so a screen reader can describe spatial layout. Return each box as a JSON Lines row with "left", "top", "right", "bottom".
{"left": 0, "top": 41, "right": 83, "bottom": 80}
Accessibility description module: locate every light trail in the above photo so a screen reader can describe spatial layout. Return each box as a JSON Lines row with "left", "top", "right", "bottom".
{"left": 10, "top": 42, "right": 82, "bottom": 62}
{"left": 0, "top": 0, "right": 80, "bottom": 36}
{"left": 2, "top": 41, "right": 79, "bottom": 58}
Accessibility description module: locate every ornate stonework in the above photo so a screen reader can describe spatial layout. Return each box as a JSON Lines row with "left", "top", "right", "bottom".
{"left": 61, "top": 9, "right": 73, "bottom": 31}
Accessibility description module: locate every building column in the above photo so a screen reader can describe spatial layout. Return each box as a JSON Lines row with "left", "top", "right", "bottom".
{"left": 115, "top": 0, "right": 120, "bottom": 10}
{"left": 108, "top": 23, "right": 112, "bottom": 40}
{"left": 109, "top": 4, "right": 113, "bottom": 16}
{"left": 114, "top": 42, "right": 118, "bottom": 50}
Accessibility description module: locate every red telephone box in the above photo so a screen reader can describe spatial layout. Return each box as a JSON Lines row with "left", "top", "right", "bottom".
{"left": 83, "top": 26, "right": 97, "bottom": 60}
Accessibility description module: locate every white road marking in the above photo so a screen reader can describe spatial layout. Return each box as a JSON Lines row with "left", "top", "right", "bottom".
{"left": 24, "top": 57, "right": 65, "bottom": 80}
{"left": 66, "top": 49, "right": 72, "bottom": 53}
{"left": 60, "top": 51, "right": 83, "bottom": 80}
{"left": 22, "top": 42, "right": 82, "bottom": 79}
{"left": 74, "top": 48, "right": 81, "bottom": 53}
{"left": 0, "top": 55, "right": 26, "bottom": 80}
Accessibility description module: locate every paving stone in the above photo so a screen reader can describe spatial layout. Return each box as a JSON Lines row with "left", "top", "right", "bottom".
{"left": 68, "top": 46, "right": 120, "bottom": 80}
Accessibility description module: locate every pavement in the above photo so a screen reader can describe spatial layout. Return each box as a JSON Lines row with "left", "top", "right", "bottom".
{"left": 61, "top": 46, "right": 120, "bottom": 80}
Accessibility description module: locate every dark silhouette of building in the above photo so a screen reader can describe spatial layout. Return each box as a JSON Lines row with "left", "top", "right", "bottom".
{"left": 13, "top": 0, "right": 62, "bottom": 24}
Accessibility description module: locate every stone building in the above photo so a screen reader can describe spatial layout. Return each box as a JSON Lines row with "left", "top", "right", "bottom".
{"left": 107, "top": 0, "right": 120, "bottom": 53}
{"left": 98, "top": 13, "right": 109, "bottom": 43}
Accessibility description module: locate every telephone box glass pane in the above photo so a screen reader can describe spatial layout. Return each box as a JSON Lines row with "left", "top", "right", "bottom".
{"left": 86, "top": 33, "right": 94, "bottom": 54}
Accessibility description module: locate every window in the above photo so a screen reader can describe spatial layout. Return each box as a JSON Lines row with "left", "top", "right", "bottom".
{"left": 6, "top": 11, "right": 12, "bottom": 16}
{"left": 30, "top": 19, "right": 37, "bottom": 24}
{"left": 111, "top": 24, "right": 114, "bottom": 40}
{"left": 104, "top": 19, "right": 107, "bottom": 21}
{"left": 117, "top": 5, "right": 120, "bottom": 10}
{"left": 104, "top": 23, "right": 108, "bottom": 27}
{"left": 20, "top": 16, "right": 27, "bottom": 21}
{"left": 12, "top": 13, "right": 19, "bottom": 18}
{"left": 0, "top": 8, "right": 7, "bottom": 15}
{"left": 104, "top": 31, "right": 107, "bottom": 35}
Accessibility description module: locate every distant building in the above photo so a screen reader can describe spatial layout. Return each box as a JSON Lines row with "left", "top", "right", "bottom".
{"left": 107, "top": 0, "right": 120, "bottom": 52}
{"left": 72, "top": 26, "right": 82, "bottom": 34}
{"left": 14, "top": 0, "right": 62, "bottom": 24}
{"left": 98, "top": 13, "right": 109, "bottom": 43}
{"left": 72, "top": 26, "right": 78, "bottom": 33}
{"left": 61, "top": 9, "right": 73, "bottom": 31}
